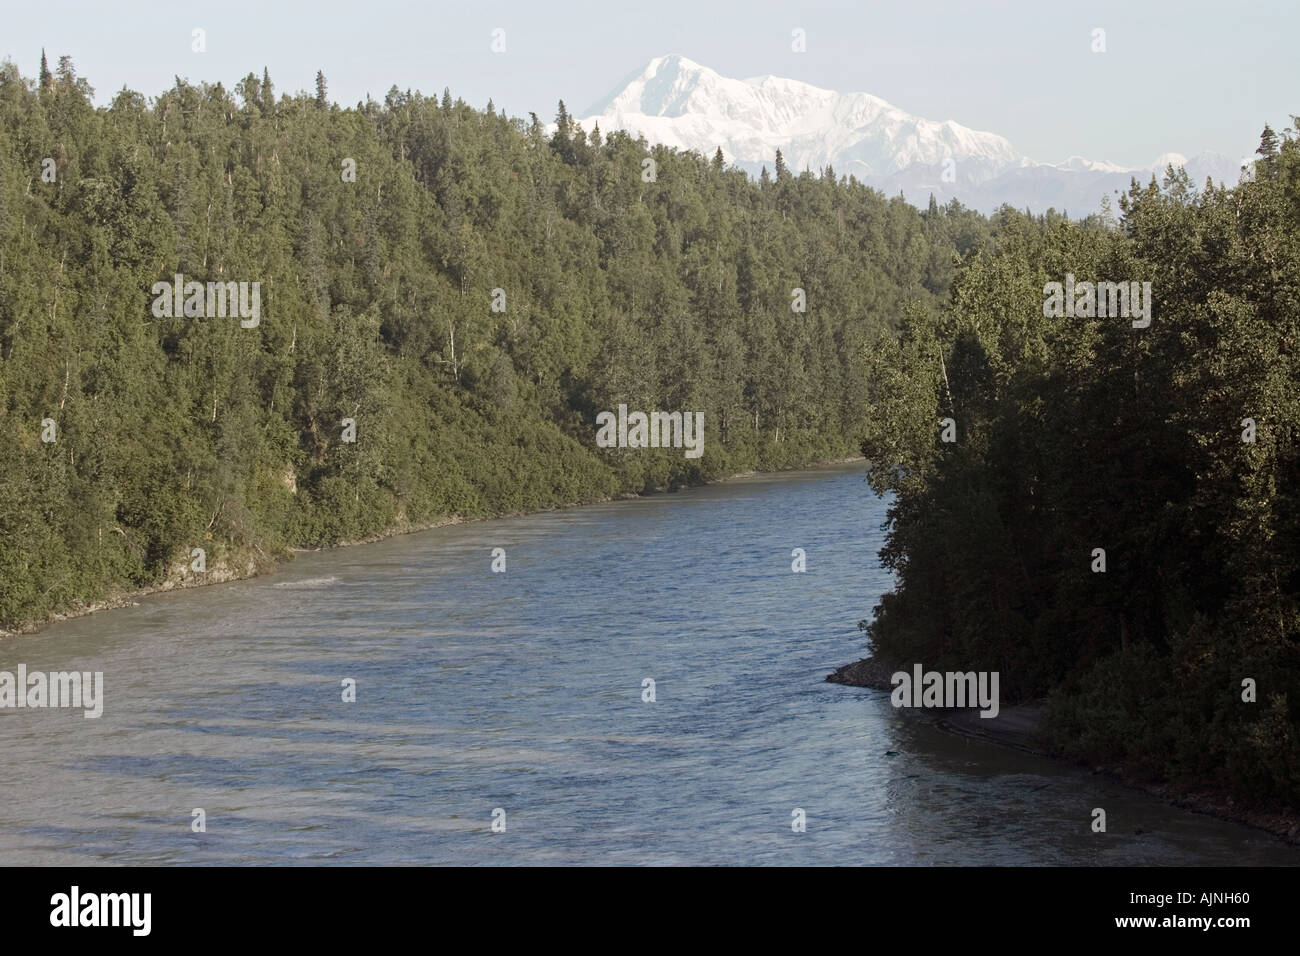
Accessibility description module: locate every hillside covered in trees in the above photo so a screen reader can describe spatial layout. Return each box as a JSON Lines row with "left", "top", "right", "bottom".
{"left": 860, "top": 122, "right": 1300, "bottom": 811}
{"left": 6, "top": 56, "right": 1291, "bottom": 816}
{"left": 0, "top": 58, "right": 989, "bottom": 631}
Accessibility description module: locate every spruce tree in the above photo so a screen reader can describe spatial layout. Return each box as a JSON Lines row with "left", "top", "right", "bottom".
{"left": 1257, "top": 123, "right": 1280, "bottom": 178}
{"left": 555, "top": 100, "right": 570, "bottom": 140}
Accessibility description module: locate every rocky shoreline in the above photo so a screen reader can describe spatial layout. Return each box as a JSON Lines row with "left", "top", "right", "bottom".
{"left": 827, "top": 656, "right": 1300, "bottom": 847}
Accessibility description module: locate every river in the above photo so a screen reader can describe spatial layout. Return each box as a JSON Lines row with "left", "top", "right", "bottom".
{"left": 1, "top": 462, "right": 1294, "bottom": 864}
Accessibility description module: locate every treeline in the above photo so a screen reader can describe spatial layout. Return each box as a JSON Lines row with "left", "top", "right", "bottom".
{"left": 861, "top": 124, "right": 1300, "bottom": 808}
{"left": 0, "top": 58, "right": 989, "bottom": 630}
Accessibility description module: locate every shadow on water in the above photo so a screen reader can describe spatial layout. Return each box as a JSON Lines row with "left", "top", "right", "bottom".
{"left": 0, "top": 463, "right": 1295, "bottom": 864}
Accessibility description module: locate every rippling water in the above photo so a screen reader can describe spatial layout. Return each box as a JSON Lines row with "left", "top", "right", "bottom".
{"left": 0, "top": 462, "right": 1294, "bottom": 865}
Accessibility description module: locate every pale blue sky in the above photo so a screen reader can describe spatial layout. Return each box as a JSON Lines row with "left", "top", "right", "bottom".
{"left": 2, "top": 0, "right": 1293, "bottom": 167}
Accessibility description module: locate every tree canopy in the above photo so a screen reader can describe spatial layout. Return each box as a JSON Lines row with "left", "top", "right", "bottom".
{"left": 0, "top": 59, "right": 985, "bottom": 630}
{"left": 861, "top": 123, "right": 1300, "bottom": 809}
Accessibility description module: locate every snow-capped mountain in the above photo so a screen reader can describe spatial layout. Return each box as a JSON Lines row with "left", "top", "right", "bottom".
{"left": 577, "top": 55, "right": 1244, "bottom": 214}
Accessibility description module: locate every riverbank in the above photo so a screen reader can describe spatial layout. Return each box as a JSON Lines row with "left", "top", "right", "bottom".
{"left": 827, "top": 655, "right": 1300, "bottom": 846}
{"left": 1, "top": 456, "right": 865, "bottom": 640}
{"left": 826, "top": 657, "right": 1049, "bottom": 755}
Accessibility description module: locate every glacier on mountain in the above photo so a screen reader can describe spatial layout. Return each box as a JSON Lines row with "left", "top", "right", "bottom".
{"left": 575, "top": 55, "right": 1244, "bottom": 214}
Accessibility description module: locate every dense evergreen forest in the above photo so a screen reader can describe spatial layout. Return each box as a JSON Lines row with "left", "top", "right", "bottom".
{"left": 0, "top": 58, "right": 987, "bottom": 631}
{"left": 2, "top": 57, "right": 1294, "bottom": 812}
{"left": 861, "top": 122, "right": 1300, "bottom": 810}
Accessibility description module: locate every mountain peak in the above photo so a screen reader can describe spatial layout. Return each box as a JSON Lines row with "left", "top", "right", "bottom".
{"left": 580, "top": 55, "right": 1017, "bottom": 176}
{"left": 577, "top": 57, "right": 1239, "bottom": 213}
{"left": 645, "top": 53, "right": 708, "bottom": 74}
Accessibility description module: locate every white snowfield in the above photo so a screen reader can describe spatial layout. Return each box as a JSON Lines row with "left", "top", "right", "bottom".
{"left": 573, "top": 55, "right": 1242, "bottom": 213}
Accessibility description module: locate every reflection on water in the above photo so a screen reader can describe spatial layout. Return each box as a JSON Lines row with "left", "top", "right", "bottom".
{"left": 0, "top": 463, "right": 1294, "bottom": 864}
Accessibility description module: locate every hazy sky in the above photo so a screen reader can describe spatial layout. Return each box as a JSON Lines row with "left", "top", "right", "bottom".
{"left": 2, "top": 0, "right": 1293, "bottom": 167}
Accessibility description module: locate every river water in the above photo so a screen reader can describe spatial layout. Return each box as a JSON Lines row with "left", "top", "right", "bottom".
{"left": 1, "top": 462, "right": 1294, "bottom": 865}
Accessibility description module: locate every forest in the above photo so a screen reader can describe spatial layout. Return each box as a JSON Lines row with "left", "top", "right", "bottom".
{"left": 0, "top": 57, "right": 985, "bottom": 631}
{"left": 861, "top": 122, "right": 1300, "bottom": 810}
{"left": 2, "top": 57, "right": 1295, "bottom": 811}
